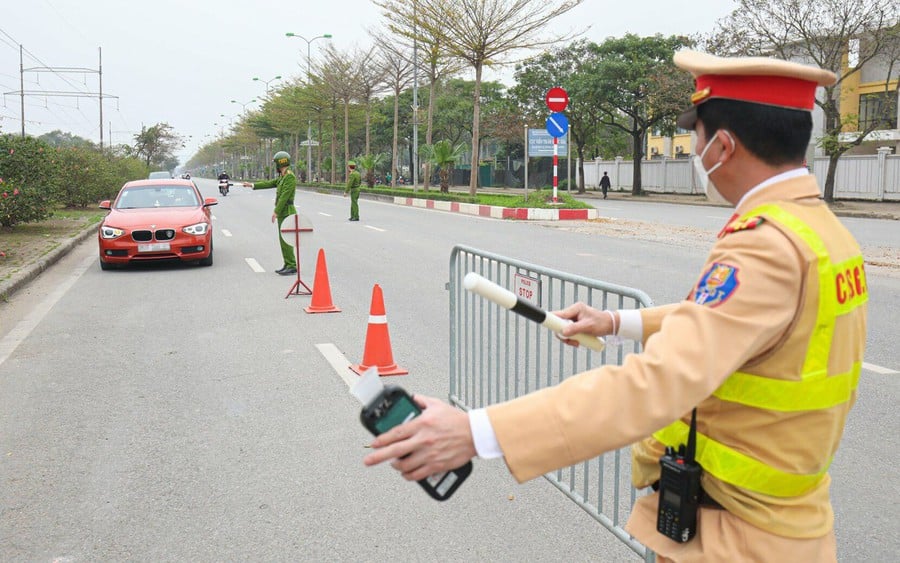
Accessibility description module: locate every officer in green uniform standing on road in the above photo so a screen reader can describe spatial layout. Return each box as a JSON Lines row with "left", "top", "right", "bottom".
{"left": 344, "top": 161, "right": 361, "bottom": 221}
{"left": 242, "top": 151, "right": 298, "bottom": 275}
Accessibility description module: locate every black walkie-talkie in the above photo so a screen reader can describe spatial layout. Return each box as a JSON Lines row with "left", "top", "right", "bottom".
{"left": 656, "top": 408, "right": 702, "bottom": 543}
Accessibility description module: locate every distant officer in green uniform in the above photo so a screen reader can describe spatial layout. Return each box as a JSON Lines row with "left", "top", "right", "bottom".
{"left": 242, "top": 151, "right": 298, "bottom": 275}
{"left": 344, "top": 161, "right": 361, "bottom": 221}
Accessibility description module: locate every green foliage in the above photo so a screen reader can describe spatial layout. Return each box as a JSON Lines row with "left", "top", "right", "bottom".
{"left": 54, "top": 147, "right": 123, "bottom": 207}
{"left": 357, "top": 153, "right": 387, "bottom": 187}
{"left": 0, "top": 135, "right": 59, "bottom": 197}
{"left": 133, "top": 123, "right": 181, "bottom": 168}
{"left": 422, "top": 139, "right": 466, "bottom": 192}
{"left": 0, "top": 133, "right": 148, "bottom": 227}
{"left": 0, "top": 180, "right": 55, "bottom": 227}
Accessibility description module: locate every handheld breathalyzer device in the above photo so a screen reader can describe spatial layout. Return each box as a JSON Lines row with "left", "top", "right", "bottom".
{"left": 353, "top": 368, "right": 472, "bottom": 501}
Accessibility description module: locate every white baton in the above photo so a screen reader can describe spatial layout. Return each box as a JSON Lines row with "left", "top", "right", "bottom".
{"left": 463, "top": 272, "right": 605, "bottom": 352}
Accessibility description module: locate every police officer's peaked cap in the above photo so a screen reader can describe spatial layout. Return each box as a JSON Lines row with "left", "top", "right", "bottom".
{"left": 674, "top": 50, "right": 837, "bottom": 130}
{"left": 348, "top": 161, "right": 357, "bottom": 168}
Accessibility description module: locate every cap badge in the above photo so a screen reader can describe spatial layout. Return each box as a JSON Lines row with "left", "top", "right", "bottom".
{"left": 691, "top": 87, "right": 712, "bottom": 105}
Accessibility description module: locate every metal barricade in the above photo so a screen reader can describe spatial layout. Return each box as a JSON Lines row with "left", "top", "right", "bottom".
{"left": 449, "top": 245, "right": 656, "bottom": 561}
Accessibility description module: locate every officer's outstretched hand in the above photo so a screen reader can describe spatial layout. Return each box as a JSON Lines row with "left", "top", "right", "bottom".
{"left": 553, "top": 302, "right": 616, "bottom": 347}
{"left": 363, "top": 395, "right": 476, "bottom": 482}
{"left": 242, "top": 182, "right": 253, "bottom": 188}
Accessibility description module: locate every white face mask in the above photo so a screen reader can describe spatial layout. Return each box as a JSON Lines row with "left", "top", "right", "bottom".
{"left": 692, "top": 130, "right": 734, "bottom": 205}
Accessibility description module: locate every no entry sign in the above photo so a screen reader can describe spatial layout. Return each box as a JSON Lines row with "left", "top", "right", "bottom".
{"left": 545, "top": 87, "right": 569, "bottom": 112}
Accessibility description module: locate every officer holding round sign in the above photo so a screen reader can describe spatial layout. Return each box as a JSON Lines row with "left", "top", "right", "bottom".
{"left": 363, "top": 50, "right": 866, "bottom": 561}
{"left": 243, "top": 151, "right": 298, "bottom": 274}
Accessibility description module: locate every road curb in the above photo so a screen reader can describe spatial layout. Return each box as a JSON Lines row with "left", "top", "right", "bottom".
{"left": 0, "top": 223, "right": 96, "bottom": 303}
{"left": 392, "top": 196, "right": 598, "bottom": 220}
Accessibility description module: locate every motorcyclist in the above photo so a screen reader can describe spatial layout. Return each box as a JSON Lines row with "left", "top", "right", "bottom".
{"left": 217, "top": 171, "right": 231, "bottom": 196}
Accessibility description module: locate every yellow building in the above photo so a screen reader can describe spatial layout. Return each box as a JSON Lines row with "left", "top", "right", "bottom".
{"left": 647, "top": 43, "right": 899, "bottom": 159}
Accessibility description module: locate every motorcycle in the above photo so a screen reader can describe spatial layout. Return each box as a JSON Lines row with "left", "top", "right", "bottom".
{"left": 218, "top": 178, "right": 232, "bottom": 196}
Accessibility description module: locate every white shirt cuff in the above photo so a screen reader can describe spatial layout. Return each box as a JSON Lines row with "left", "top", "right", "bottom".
{"left": 617, "top": 309, "right": 643, "bottom": 340}
{"left": 469, "top": 408, "right": 504, "bottom": 459}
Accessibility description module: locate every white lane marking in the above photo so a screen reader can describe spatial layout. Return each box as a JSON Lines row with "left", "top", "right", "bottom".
{"left": 212, "top": 215, "right": 217, "bottom": 221}
{"left": 0, "top": 253, "right": 94, "bottom": 367}
{"left": 575, "top": 253, "right": 595, "bottom": 257}
{"left": 318, "top": 212, "right": 332, "bottom": 217}
{"left": 245, "top": 258, "right": 265, "bottom": 273}
{"left": 863, "top": 362, "right": 898, "bottom": 375}
{"left": 706, "top": 216, "right": 729, "bottom": 220}
{"left": 221, "top": 229, "right": 232, "bottom": 237}
{"left": 365, "top": 225, "right": 386, "bottom": 232}
{"left": 316, "top": 343, "right": 357, "bottom": 390}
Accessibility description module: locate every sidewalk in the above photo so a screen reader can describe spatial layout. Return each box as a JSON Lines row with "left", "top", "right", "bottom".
{"left": 473, "top": 186, "right": 900, "bottom": 221}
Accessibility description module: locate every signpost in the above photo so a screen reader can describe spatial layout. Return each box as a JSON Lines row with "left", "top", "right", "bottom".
{"left": 545, "top": 87, "right": 569, "bottom": 113}
{"left": 280, "top": 213, "right": 314, "bottom": 298}
{"left": 544, "top": 87, "right": 569, "bottom": 203}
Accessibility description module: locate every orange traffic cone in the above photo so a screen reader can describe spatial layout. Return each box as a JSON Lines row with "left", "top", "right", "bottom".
{"left": 304, "top": 248, "right": 341, "bottom": 314}
{"left": 350, "top": 284, "right": 408, "bottom": 376}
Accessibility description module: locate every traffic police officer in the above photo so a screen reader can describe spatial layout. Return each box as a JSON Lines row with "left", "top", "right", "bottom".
{"left": 363, "top": 51, "right": 867, "bottom": 562}
{"left": 344, "top": 161, "right": 361, "bottom": 221}
{"left": 243, "top": 151, "right": 298, "bottom": 275}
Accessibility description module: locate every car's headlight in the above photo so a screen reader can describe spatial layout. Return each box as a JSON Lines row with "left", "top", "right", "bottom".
{"left": 100, "top": 225, "right": 125, "bottom": 239}
{"left": 183, "top": 222, "right": 209, "bottom": 235}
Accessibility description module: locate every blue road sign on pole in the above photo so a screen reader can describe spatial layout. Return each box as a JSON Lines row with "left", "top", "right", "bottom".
{"left": 546, "top": 112, "right": 569, "bottom": 138}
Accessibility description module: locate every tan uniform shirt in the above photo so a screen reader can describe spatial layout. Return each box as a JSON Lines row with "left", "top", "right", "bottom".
{"left": 486, "top": 175, "right": 865, "bottom": 561}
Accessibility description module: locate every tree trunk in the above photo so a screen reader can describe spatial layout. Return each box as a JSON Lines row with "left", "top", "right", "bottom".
{"left": 577, "top": 142, "right": 586, "bottom": 194}
{"left": 631, "top": 125, "right": 643, "bottom": 196}
{"left": 440, "top": 166, "right": 449, "bottom": 192}
{"left": 823, "top": 153, "right": 840, "bottom": 203}
{"left": 392, "top": 88, "right": 400, "bottom": 188}
{"left": 343, "top": 99, "right": 350, "bottom": 182}
{"left": 468, "top": 63, "right": 483, "bottom": 196}
{"left": 330, "top": 97, "right": 337, "bottom": 185}
{"left": 365, "top": 102, "right": 371, "bottom": 157}
{"left": 423, "top": 78, "right": 436, "bottom": 191}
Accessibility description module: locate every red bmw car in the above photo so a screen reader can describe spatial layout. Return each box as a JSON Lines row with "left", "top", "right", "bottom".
{"left": 98, "top": 179, "right": 217, "bottom": 270}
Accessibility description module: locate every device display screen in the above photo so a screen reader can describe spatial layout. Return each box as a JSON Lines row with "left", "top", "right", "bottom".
{"left": 373, "top": 394, "right": 419, "bottom": 434}
{"left": 663, "top": 489, "right": 681, "bottom": 506}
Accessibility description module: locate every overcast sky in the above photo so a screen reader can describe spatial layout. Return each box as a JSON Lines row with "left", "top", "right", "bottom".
{"left": 0, "top": 0, "right": 736, "bottom": 164}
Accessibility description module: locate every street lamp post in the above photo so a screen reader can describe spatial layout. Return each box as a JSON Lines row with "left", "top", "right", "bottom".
{"left": 286, "top": 32, "right": 332, "bottom": 182}
{"left": 231, "top": 98, "right": 256, "bottom": 113}
{"left": 252, "top": 75, "right": 282, "bottom": 97}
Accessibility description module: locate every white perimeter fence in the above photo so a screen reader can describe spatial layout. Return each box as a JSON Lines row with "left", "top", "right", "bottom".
{"left": 580, "top": 148, "right": 899, "bottom": 201}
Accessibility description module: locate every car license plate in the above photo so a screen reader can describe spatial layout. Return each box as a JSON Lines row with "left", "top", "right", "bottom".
{"left": 138, "top": 242, "right": 170, "bottom": 253}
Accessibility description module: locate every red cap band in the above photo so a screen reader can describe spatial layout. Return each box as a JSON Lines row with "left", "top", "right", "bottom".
{"left": 694, "top": 74, "right": 818, "bottom": 110}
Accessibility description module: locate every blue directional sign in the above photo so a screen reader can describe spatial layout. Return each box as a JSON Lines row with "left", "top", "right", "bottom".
{"left": 545, "top": 112, "right": 569, "bottom": 138}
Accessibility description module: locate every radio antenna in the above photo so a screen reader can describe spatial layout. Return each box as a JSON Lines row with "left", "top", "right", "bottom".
{"left": 686, "top": 408, "right": 698, "bottom": 463}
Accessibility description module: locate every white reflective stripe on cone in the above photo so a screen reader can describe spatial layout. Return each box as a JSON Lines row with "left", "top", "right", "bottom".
{"left": 369, "top": 315, "right": 387, "bottom": 324}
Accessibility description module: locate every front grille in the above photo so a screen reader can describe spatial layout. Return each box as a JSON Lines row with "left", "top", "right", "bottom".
{"left": 131, "top": 229, "right": 175, "bottom": 242}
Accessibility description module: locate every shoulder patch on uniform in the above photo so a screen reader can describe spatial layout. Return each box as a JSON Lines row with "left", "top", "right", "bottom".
{"left": 719, "top": 215, "right": 765, "bottom": 238}
{"left": 693, "top": 262, "right": 740, "bottom": 307}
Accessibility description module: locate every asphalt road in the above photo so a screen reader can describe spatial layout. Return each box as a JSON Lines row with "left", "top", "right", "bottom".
{"left": 0, "top": 177, "right": 897, "bottom": 561}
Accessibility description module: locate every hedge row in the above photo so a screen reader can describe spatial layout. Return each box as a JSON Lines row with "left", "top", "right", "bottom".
{"left": 0, "top": 134, "right": 146, "bottom": 228}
